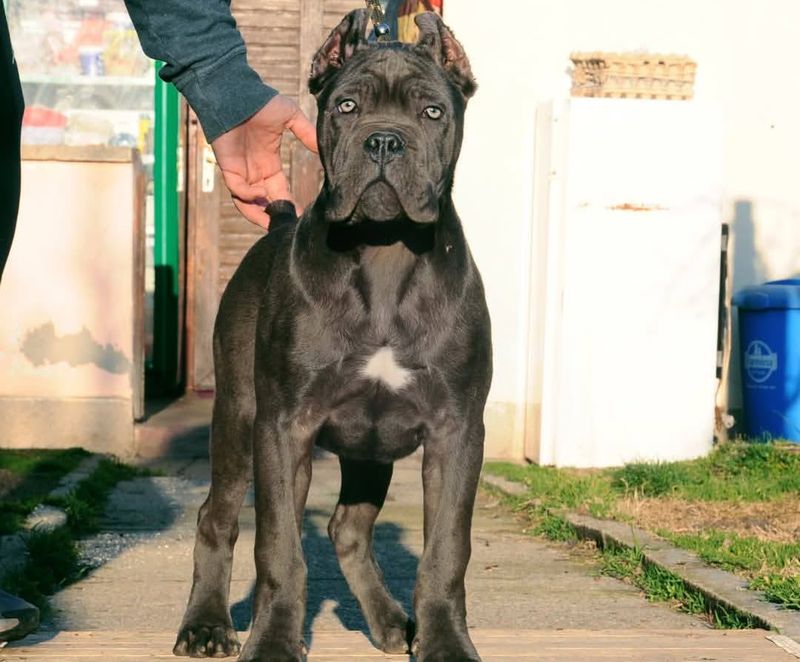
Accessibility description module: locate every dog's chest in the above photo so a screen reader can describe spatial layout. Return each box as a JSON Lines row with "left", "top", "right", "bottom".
{"left": 359, "top": 346, "right": 412, "bottom": 390}
{"left": 314, "top": 345, "right": 442, "bottom": 462}
{"left": 304, "top": 246, "right": 452, "bottom": 461}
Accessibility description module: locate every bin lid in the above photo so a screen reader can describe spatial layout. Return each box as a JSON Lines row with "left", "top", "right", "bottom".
{"left": 732, "top": 279, "right": 800, "bottom": 310}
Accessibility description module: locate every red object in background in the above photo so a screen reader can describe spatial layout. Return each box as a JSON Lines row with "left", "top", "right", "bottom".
{"left": 75, "top": 14, "right": 108, "bottom": 48}
{"left": 398, "top": 0, "right": 443, "bottom": 14}
{"left": 23, "top": 106, "right": 68, "bottom": 128}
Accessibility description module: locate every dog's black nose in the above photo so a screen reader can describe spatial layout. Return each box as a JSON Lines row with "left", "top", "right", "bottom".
{"left": 364, "top": 131, "right": 405, "bottom": 165}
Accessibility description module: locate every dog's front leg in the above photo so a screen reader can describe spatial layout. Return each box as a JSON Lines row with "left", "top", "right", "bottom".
{"left": 413, "top": 418, "right": 484, "bottom": 662}
{"left": 239, "top": 415, "right": 312, "bottom": 662}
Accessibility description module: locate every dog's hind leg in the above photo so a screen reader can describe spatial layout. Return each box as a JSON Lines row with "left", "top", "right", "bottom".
{"left": 328, "top": 458, "right": 411, "bottom": 654}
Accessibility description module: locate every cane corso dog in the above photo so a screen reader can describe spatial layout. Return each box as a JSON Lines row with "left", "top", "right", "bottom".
{"left": 173, "top": 10, "right": 491, "bottom": 662}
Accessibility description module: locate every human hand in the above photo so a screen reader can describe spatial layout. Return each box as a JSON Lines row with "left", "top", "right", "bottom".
{"left": 211, "top": 95, "right": 318, "bottom": 229}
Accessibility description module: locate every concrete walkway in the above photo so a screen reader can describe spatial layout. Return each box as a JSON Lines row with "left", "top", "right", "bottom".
{"left": 5, "top": 407, "right": 798, "bottom": 659}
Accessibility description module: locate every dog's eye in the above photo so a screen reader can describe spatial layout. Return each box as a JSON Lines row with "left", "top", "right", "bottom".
{"left": 423, "top": 106, "right": 444, "bottom": 120}
{"left": 337, "top": 99, "right": 358, "bottom": 114}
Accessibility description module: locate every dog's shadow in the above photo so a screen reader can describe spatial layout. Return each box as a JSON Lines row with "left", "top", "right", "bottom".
{"left": 230, "top": 509, "right": 419, "bottom": 651}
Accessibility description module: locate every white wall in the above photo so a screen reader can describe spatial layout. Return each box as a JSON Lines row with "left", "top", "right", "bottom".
{"left": 446, "top": 1, "right": 800, "bottom": 459}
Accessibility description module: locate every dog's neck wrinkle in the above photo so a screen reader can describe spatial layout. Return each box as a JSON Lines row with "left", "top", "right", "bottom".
{"left": 358, "top": 243, "right": 417, "bottom": 337}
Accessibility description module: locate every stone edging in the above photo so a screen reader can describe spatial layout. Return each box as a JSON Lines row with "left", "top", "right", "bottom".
{"left": 480, "top": 472, "right": 800, "bottom": 642}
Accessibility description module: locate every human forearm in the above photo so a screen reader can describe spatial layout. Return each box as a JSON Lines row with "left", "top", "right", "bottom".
{"left": 124, "top": 0, "right": 278, "bottom": 141}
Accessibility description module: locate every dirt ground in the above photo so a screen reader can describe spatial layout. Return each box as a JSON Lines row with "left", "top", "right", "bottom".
{"left": 615, "top": 495, "right": 800, "bottom": 543}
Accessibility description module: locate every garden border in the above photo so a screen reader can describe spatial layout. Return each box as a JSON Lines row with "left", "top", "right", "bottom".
{"left": 481, "top": 472, "right": 800, "bottom": 643}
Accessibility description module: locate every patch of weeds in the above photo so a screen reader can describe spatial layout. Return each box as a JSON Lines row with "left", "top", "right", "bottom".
{"left": 483, "top": 461, "right": 616, "bottom": 516}
{"left": 6, "top": 457, "right": 147, "bottom": 611}
{"left": 0, "top": 448, "right": 88, "bottom": 479}
{"left": 662, "top": 530, "right": 800, "bottom": 611}
{"left": 46, "top": 459, "right": 144, "bottom": 534}
{"left": 661, "top": 530, "right": 800, "bottom": 575}
{"left": 598, "top": 544, "right": 641, "bottom": 579}
{"left": 612, "top": 442, "right": 800, "bottom": 502}
{"left": 533, "top": 514, "right": 577, "bottom": 542}
{"left": 0, "top": 498, "right": 38, "bottom": 536}
{"left": 0, "top": 448, "right": 90, "bottom": 535}
{"left": 750, "top": 575, "right": 800, "bottom": 610}
{"left": 487, "top": 442, "right": 800, "bottom": 508}
{"left": 598, "top": 544, "right": 758, "bottom": 629}
{"left": 612, "top": 462, "right": 695, "bottom": 497}
{"left": 4, "top": 527, "right": 80, "bottom": 613}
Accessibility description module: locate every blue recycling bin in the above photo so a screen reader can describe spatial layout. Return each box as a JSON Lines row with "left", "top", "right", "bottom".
{"left": 732, "top": 279, "right": 800, "bottom": 442}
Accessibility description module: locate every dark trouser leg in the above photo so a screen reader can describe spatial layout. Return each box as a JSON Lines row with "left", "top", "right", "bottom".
{"left": 173, "top": 397, "right": 254, "bottom": 658}
{"left": 0, "top": 3, "right": 24, "bottom": 281}
{"left": 328, "top": 459, "right": 410, "bottom": 654}
{"left": 239, "top": 418, "right": 313, "bottom": 662}
{"left": 414, "top": 421, "right": 485, "bottom": 662}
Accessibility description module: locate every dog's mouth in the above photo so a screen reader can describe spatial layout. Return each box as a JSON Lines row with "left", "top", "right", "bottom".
{"left": 349, "top": 180, "right": 404, "bottom": 223}
{"left": 324, "top": 175, "right": 439, "bottom": 225}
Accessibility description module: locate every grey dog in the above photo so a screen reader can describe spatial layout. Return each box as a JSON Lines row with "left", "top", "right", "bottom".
{"left": 173, "top": 9, "right": 492, "bottom": 662}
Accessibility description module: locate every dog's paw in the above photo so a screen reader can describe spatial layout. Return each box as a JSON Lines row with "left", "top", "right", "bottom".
{"left": 412, "top": 638, "right": 481, "bottom": 662}
{"left": 173, "top": 624, "right": 240, "bottom": 658}
{"left": 370, "top": 613, "right": 413, "bottom": 654}
{"left": 238, "top": 637, "right": 306, "bottom": 662}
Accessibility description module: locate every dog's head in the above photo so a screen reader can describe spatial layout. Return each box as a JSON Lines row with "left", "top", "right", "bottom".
{"left": 309, "top": 9, "right": 475, "bottom": 224}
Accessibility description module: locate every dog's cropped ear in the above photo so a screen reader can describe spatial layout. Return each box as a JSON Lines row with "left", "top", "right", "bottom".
{"left": 414, "top": 12, "right": 476, "bottom": 99}
{"left": 309, "top": 9, "right": 369, "bottom": 95}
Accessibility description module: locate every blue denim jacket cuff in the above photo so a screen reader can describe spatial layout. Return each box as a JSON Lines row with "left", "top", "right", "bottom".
{"left": 170, "top": 47, "right": 279, "bottom": 142}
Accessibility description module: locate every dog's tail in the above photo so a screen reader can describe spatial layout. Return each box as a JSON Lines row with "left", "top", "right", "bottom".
{"left": 265, "top": 200, "right": 298, "bottom": 232}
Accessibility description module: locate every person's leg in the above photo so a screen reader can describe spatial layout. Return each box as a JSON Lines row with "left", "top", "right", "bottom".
{"left": 0, "top": 11, "right": 33, "bottom": 642}
{"left": 0, "top": 1, "right": 25, "bottom": 281}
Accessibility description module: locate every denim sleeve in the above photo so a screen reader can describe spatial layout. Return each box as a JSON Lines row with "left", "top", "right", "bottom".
{"left": 124, "top": 0, "right": 278, "bottom": 142}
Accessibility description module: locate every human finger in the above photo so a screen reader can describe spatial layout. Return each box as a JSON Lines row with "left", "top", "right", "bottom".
{"left": 263, "top": 170, "right": 293, "bottom": 205}
{"left": 233, "top": 198, "right": 271, "bottom": 229}
{"left": 287, "top": 109, "right": 319, "bottom": 154}
{"left": 220, "top": 170, "right": 268, "bottom": 203}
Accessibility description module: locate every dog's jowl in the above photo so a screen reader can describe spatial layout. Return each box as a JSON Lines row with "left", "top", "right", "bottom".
{"left": 173, "top": 10, "right": 492, "bottom": 662}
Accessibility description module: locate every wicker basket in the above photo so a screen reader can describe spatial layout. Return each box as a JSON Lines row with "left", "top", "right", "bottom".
{"left": 570, "top": 52, "right": 697, "bottom": 100}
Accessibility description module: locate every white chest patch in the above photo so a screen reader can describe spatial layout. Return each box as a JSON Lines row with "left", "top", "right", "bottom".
{"left": 361, "top": 347, "right": 411, "bottom": 391}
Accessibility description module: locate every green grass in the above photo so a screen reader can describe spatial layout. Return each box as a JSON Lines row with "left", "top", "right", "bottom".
{"left": 659, "top": 530, "right": 800, "bottom": 610}
{"left": 0, "top": 448, "right": 89, "bottom": 534}
{"left": 485, "top": 441, "right": 800, "bottom": 509}
{"left": 597, "top": 544, "right": 759, "bottom": 628}
{"left": 0, "top": 448, "right": 88, "bottom": 478}
{"left": 483, "top": 441, "right": 800, "bottom": 616}
{"left": 613, "top": 442, "right": 800, "bottom": 501}
{"left": 3, "top": 528, "right": 81, "bottom": 612}
{"left": 661, "top": 530, "right": 800, "bottom": 575}
{"left": 750, "top": 575, "right": 800, "bottom": 610}
{"left": 4, "top": 457, "right": 147, "bottom": 612}
{"left": 532, "top": 513, "right": 578, "bottom": 542}
{"left": 482, "top": 461, "right": 617, "bottom": 517}
{"left": 47, "top": 458, "right": 142, "bottom": 534}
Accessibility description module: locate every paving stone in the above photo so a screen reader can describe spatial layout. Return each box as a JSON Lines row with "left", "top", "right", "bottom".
{"left": 46, "top": 453, "right": 709, "bottom": 635}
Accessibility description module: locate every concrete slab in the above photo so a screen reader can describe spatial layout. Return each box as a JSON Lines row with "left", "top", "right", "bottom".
{"left": 5, "top": 629, "right": 798, "bottom": 660}
{"left": 565, "top": 512, "right": 800, "bottom": 640}
{"left": 43, "top": 453, "right": 711, "bottom": 639}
